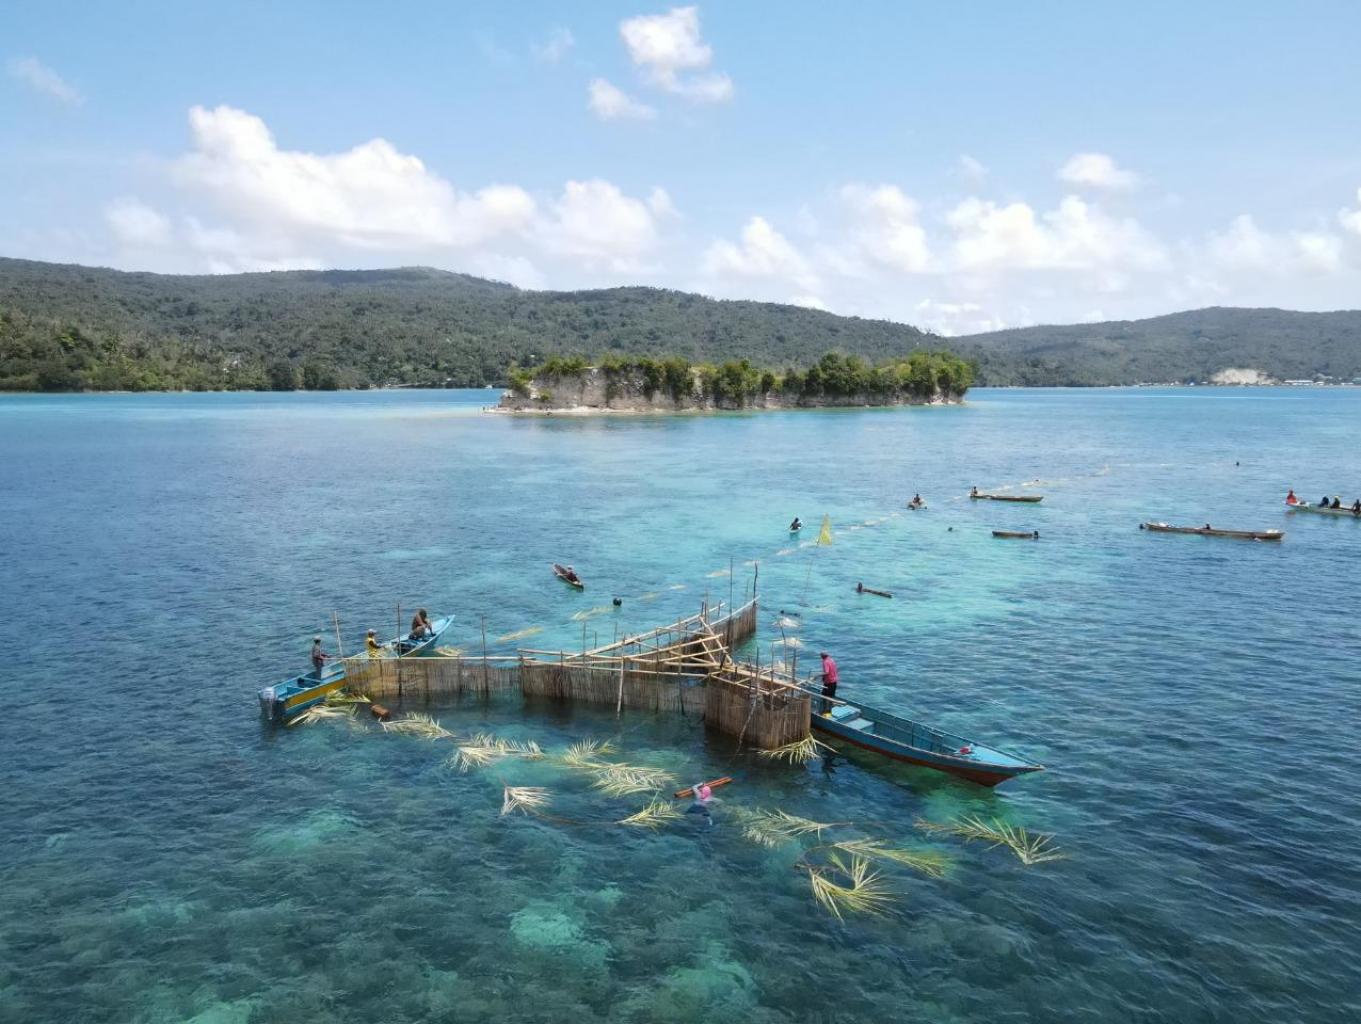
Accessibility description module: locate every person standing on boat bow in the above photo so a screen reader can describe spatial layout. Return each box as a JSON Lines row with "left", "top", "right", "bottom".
{"left": 310, "top": 636, "right": 330, "bottom": 679}
{"left": 819, "top": 651, "right": 839, "bottom": 715}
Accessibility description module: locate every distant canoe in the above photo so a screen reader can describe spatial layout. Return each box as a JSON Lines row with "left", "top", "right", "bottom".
{"left": 1288, "top": 502, "right": 1360, "bottom": 518}
{"left": 906, "top": 501, "right": 926, "bottom": 510}
{"left": 971, "top": 492, "right": 1044, "bottom": 503}
{"left": 855, "top": 584, "right": 893, "bottom": 598}
{"left": 552, "top": 562, "right": 585, "bottom": 589}
{"left": 993, "top": 529, "right": 1039, "bottom": 539}
{"left": 812, "top": 701, "right": 1043, "bottom": 787}
{"left": 1140, "top": 522, "right": 1283, "bottom": 541}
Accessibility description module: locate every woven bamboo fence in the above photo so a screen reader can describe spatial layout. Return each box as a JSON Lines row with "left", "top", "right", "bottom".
{"left": 343, "top": 654, "right": 521, "bottom": 702}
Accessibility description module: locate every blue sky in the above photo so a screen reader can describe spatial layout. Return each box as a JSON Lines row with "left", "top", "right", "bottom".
{"left": 5, "top": 1, "right": 1361, "bottom": 333}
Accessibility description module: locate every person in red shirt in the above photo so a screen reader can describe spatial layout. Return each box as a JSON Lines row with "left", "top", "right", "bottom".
{"left": 819, "top": 651, "right": 839, "bottom": 714}
{"left": 1286, "top": 489, "right": 1298, "bottom": 505}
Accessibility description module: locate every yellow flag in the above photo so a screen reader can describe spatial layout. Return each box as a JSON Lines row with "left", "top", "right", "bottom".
{"left": 816, "top": 514, "right": 833, "bottom": 546}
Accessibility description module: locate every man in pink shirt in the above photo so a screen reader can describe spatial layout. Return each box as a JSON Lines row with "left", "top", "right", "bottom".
{"left": 819, "top": 651, "right": 839, "bottom": 714}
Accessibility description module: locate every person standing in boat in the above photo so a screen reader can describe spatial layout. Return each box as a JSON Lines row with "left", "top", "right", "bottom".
{"left": 310, "top": 636, "right": 330, "bottom": 679}
{"left": 410, "top": 608, "right": 433, "bottom": 640}
{"left": 365, "top": 629, "right": 383, "bottom": 656}
{"left": 819, "top": 651, "right": 839, "bottom": 715}
{"left": 970, "top": 486, "right": 979, "bottom": 497}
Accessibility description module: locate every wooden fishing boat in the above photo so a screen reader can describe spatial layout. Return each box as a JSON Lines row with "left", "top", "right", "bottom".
{"left": 1288, "top": 501, "right": 1361, "bottom": 518}
{"left": 971, "top": 492, "right": 1043, "bottom": 503}
{"left": 855, "top": 583, "right": 893, "bottom": 598}
{"left": 906, "top": 501, "right": 927, "bottom": 510}
{"left": 1140, "top": 522, "right": 1283, "bottom": 541}
{"left": 552, "top": 563, "right": 584, "bottom": 589}
{"left": 258, "top": 664, "right": 348, "bottom": 723}
{"left": 387, "top": 615, "right": 454, "bottom": 655}
{"left": 812, "top": 701, "right": 1043, "bottom": 787}
{"left": 993, "top": 530, "right": 1039, "bottom": 539}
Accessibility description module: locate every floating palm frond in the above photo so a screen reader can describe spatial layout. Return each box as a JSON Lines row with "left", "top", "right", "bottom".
{"left": 559, "top": 738, "right": 615, "bottom": 768}
{"left": 829, "top": 838, "right": 950, "bottom": 878}
{"left": 758, "top": 734, "right": 833, "bottom": 764}
{"left": 590, "top": 763, "right": 675, "bottom": 797}
{"left": 501, "top": 786, "right": 551, "bottom": 816}
{"left": 497, "top": 626, "right": 544, "bottom": 643}
{"left": 739, "top": 809, "right": 837, "bottom": 848}
{"left": 915, "top": 816, "right": 1065, "bottom": 866}
{"left": 806, "top": 855, "right": 894, "bottom": 920}
{"left": 617, "top": 799, "right": 682, "bottom": 829}
{"left": 434, "top": 646, "right": 464, "bottom": 657}
{"left": 325, "top": 690, "right": 371, "bottom": 705}
{"left": 287, "top": 704, "right": 357, "bottom": 726}
{"left": 381, "top": 713, "right": 452, "bottom": 740}
{"left": 448, "top": 733, "right": 544, "bottom": 772}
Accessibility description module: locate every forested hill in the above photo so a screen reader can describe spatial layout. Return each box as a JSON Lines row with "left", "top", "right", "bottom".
{"left": 954, "top": 307, "right": 1361, "bottom": 386}
{"left": 0, "top": 258, "right": 932, "bottom": 391}
{"left": 3, "top": 257, "right": 1360, "bottom": 390}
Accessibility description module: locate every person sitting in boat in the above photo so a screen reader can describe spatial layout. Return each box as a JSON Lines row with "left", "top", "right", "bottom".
{"left": 910, "top": 493, "right": 924, "bottom": 507}
{"left": 970, "top": 486, "right": 979, "bottom": 497}
{"left": 564, "top": 565, "right": 581, "bottom": 584}
{"left": 1286, "top": 489, "right": 1298, "bottom": 505}
{"left": 365, "top": 629, "right": 383, "bottom": 655}
{"left": 789, "top": 517, "right": 803, "bottom": 531}
{"left": 1352, "top": 499, "right": 1361, "bottom": 515}
{"left": 1331, "top": 496, "right": 1343, "bottom": 509}
{"left": 310, "top": 636, "right": 330, "bottom": 679}
{"left": 1321, "top": 495, "right": 1331, "bottom": 509}
{"left": 856, "top": 582, "right": 864, "bottom": 593}
{"left": 410, "top": 608, "right": 433, "bottom": 640}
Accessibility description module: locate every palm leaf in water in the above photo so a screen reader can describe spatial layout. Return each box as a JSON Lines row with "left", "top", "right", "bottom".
{"left": 830, "top": 838, "right": 951, "bottom": 878}
{"left": 590, "top": 763, "right": 675, "bottom": 797}
{"left": 381, "top": 713, "right": 452, "bottom": 740}
{"left": 915, "top": 815, "right": 1065, "bottom": 866}
{"left": 758, "top": 734, "right": 834, "bottom": 764}
{"left": 560, "top": 738, "right": 615, "bottom": 769}
{"left": 806, "top": 855, "right": 894, "bottom": 920}
{"left": 617, "top": 799, "right": 682, "bottom": 828}
{"left": 501, "top": 786, "right": 551, "bottom": 816}
{"left": 738, "top": 809, "right": 837, "bottom": 848}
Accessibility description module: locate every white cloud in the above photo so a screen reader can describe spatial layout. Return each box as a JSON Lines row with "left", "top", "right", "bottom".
{"left": 467, "top": 252, "right": 545, "bottom": 289}
{"left": 702, "top": 216, "right": 817, "bottom": 289}
{"left": 958, "top": 155, "right": 987, "bottom": 184}
{"left": 1206, "top": 214, "right": 1343, "bottom": 274}
{"left": 105, "top": 198, "right": 172, "bottom": 247}
{"left": 947, "top": 195, "right": 1166, "bottom": 273}
{"left": 588, "top": 78, "right": 657, "bottom": 121}
{"left": 913, "top": 298, "right": 1006, "bottom": 336}
{"left": 647, "top": 186, "right": 678, "bottom": 219}
{"left": 7, "top": 56, "right": 82, "bottom": 104}
{"left": 1338, "top": 188, "right": 1361, "bottom": 236}
{"left": 531, "top": 27, "right": 575, "bottom": 64}
{"left": 790, "top": 294, "right": 829, "bottom": 311}
{"left": 1058, "top": 152, "right": 1139, "bottom": 190}
{"left": 619, "top": 6, "right": 733, "bottom": 103}
{"left": 839, "top": 184, "right": 931, "bottom": 274}
{"left": 539, "top": 179, "right": 666, "bottom": 270}
{"left": 173, "top": 105, "right": 536, "bottom": 249}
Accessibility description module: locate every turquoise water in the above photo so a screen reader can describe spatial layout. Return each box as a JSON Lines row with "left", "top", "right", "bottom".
{"left": 3, "top": 387, "right": 1359, "bottom": 1023}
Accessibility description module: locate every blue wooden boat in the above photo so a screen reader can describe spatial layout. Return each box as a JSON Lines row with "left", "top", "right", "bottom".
{"left": 811, "top": 701, "right": 1043, "bottom": 787}
{"left": 258, "top": 664, "right": 349, "bottom": 723}
{"left": 258, "top": 615, "right": 453, "bottom": 723}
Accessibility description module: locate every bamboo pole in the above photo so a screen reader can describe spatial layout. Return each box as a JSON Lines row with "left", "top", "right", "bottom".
{"left": 480, "top": 614, "right": 489, "bottom": 690}
{"left": 332, "top": 611, "right": 345, "bottom": 660}
{"left": 396, "top": 602, "right": 403, "bottom": 700}
{"left": 616, "top": 650, "right": 625, "bottom": 716}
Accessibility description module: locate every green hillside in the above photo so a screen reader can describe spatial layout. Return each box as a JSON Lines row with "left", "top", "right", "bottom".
{"left": 2, "top": 257, "right": 1359, "bottom": 390}
{"left": 0, "top": 258, "right": 933, "bottom": 391}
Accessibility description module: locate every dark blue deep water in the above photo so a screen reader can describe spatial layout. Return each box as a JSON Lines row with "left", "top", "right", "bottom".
{"left": 2, "top": 387, "right": 1359, "bottom": 1023}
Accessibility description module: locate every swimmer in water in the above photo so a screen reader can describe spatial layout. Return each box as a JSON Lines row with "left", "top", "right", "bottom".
{"left": 685, "top": 782, "right": 714, "bottom": 827}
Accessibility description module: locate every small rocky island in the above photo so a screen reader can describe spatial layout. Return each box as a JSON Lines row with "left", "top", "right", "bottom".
{"left": 497, "top": 352, "right": 973, "bottom": 413}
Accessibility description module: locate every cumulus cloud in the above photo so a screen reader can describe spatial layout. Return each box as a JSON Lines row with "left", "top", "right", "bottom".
{"left": 1338, "top": 188, "right": 1361, "bottom": 236}
{"left": 839, "top": 184, "right": 931, "bottom": 273}
{"left": 531, "top": 27, "right": 575, "bottom": 64}
{"left": 173, "top": 105, "right": 536, "bottom": 249}
{"left": 1058, "top": 152, "right": 1139, "bottom": 190}
{"left": 7, "top": 56, "right": 82, "bottom": 104}
{"left": 105, "top": 198, "right": 172, "bottom": 247}
{"left": 1207, "top": 214, "right": 1343, "bottom": 274}
{"left": 538, "top": 179, "right": 667, "bottom": 270}
{"left": 947, "top": 195, "right": 1166, "bottom": 273}
{"left": 588, "top": 78, "right": 657, "bottom": 121}
{"left": 913, "top": 299, "right": 1007, "bottom": 336}
{"left": 790, "top": 294, "right": 829, "bottom": 311}
{"left": 702, "top": 216, "right": 817, "bottom": 289}
{"left": 619, "top": 6, "right": 733, "bottom": 102}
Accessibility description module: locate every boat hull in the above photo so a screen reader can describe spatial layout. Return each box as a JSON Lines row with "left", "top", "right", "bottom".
{"left": 259, "top": 667, "right": 347, "bottom": 723}
{"left": 971, "top": 494, "right": 1043, "bottom": 503}
{"left": 552, "top": 563, "right": 584, "bottom": 589}
{"left": 810, "top": 705, "right": 1043, "bottom": 787}
{"left": 1141, "top": 522, "right": 1283, "bottom": 540}
{"left": 1288, "top": 502, "right": 1360, "bottom": 518}
{"left": 992, "top": 530, "right": 1038, "bottom": 539}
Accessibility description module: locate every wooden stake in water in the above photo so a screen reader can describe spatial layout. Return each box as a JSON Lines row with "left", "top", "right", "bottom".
{"left": 332, "top": 611, "right": 345, "bottom": 659}
{"left": 480, "top": 614, "right": 489, "bottom": 689}
{"left": 396, "top": 602, "right": 403, "bottom": 699}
